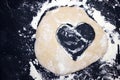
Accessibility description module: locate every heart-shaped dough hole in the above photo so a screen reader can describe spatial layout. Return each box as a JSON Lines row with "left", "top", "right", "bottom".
{"left": 56, "top": 23, "right": 95, "bottom": 61}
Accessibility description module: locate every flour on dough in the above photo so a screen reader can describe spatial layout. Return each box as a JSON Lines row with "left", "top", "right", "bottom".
{"left": 35, "top": 6, "right": 108, "bottom": 75}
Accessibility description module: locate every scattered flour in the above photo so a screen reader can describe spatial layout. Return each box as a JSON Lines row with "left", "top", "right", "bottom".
{"left": 57, "top": 74, "right": 75, "bottom": 80}
{"left": 29, "top": 62, "right": 43, "bottom": 80}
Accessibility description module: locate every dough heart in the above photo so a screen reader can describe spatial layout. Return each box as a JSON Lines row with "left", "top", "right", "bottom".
{"left": 57, "top": 23, "right": 95, "bottom": 61}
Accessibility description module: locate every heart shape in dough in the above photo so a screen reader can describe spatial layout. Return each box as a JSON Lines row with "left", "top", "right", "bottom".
{"left": 57, "top": 23, "right": 95, "bottom": 61}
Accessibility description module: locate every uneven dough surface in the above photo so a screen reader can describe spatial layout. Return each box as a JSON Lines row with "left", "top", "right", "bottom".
{"left": 35, "top": 7, "right": 108, "bottom": 75}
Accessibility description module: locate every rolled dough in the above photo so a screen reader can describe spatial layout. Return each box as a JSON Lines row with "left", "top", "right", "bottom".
{"left": 34, "top": 6, "right": 108, "bottom": 75}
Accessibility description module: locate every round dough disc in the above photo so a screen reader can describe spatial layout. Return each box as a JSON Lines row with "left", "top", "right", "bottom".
{"left": 35, "top": 7, "right": 108, "bottom": 75}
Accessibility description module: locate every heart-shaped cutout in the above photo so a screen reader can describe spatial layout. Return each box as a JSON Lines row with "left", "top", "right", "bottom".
{"left": 56, "top": 23, "right": 95, "bottom": 61}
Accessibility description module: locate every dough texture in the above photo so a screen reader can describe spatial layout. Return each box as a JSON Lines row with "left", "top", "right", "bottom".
{"left": 35, "top": 7, "right": 108, "bottom": 75}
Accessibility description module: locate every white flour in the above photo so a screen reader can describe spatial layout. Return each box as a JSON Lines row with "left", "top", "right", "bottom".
{"left": 29, "top": 62, "right": 43, "bottom": 80}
